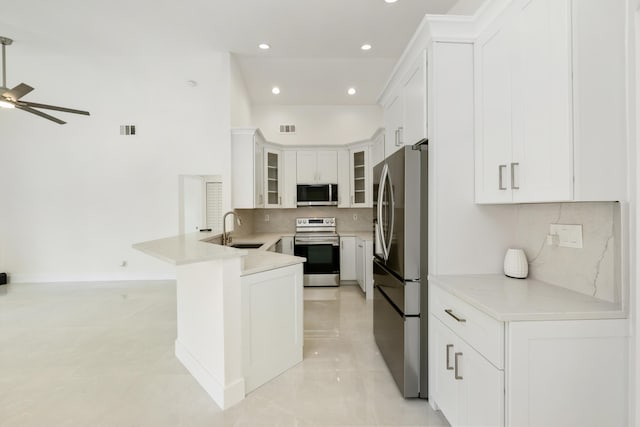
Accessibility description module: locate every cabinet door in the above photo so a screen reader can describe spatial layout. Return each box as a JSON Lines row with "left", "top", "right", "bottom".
{"left": 402, "top": 52, "right": 427, "bottom": 145}
{"left": 316, "top": 151, "right": 338, "bottom": 183}
{"left": 355, "top": 238, "right": 364, "bottom": 292}
{"left": 296, "top": 151, "right": 317, "bottom": 184}
{"left": 511, "top": 0, "right": 572, "bottom": 202}
{"left": 350, "top": 147, "right": 370, "bottom": 207}
{"left": 475, "top": 17, "right": 515, "bottom": 204}
{"left": 282, "top": 151, "right": 297, "bottom": 208}
{"left": 432, "top": 317, "right": 504, "bottom": 427}
{"left": 254, "top": 138, "right": 265, "bottom": 207}
{"left": 432, "top": 317, "right": 463, "bottom": 426}
{"left": 264, "top": 148, "right": 282, "bottom": 208}
{"left": 383, "top": 94, "right": 402, "bottom": 158}
{"left": 280, "top": 236, "right": 294, "bottom": 255}
{"left": 339, "top": 237, "right": 356, "bottom": 281}
{"left": 337, "top": 150, "right": 351, "bottom": 208}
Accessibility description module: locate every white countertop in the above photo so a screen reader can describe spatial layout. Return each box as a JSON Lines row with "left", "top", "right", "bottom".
{"left": 133, "top": 232, "right": 304, "bottom": 276}
{"left": 429, "top": 274, "right": 626, "bottom": 321}
{"left": 338, "top": 231, "right": 373, "bottom": 241}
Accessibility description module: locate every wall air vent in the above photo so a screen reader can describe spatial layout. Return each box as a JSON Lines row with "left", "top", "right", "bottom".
{"left": 120, "top": 125, "right": 136, "bottom": 136}
{"left": 279, "top": 124, "right": 296, "bottom": 134}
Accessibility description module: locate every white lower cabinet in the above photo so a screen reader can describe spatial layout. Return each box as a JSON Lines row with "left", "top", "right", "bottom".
{"left": 339, "top": 236, "right": 356, "bottom": 281}
{"left": 429, "top": 285, "right": 628, "bottom": 427}
{"left": 355, "top": 237, "right": 373, "bottom": 299}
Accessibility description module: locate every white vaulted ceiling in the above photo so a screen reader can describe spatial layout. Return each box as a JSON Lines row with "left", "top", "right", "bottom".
{"left": 0, "top": 0, "right": 458, "bottom": 105}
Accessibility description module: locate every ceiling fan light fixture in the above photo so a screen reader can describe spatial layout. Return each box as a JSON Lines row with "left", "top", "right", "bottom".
{"left": 0, "top": 99, "right": 14, "bottom": 109}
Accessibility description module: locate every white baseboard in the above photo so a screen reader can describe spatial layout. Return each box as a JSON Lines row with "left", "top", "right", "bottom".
{"left": 175, "top": 339, "right": 245, "bottom": 410}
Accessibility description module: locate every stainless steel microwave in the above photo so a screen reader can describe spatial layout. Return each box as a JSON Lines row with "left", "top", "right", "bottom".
{"left": 296, "top": 184, "right": 338, "bottom": 206}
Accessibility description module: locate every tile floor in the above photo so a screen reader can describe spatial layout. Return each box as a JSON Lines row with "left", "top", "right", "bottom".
{"left": 0, "top": 281, "right": 448, "bottom": 426}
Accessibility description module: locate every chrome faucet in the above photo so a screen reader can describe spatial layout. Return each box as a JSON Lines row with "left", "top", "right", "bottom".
{"left": 222, "top": 211, "right": 242, "bottom": 246}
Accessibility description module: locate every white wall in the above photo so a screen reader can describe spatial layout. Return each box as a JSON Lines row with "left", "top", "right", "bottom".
{"left": 447, "top": 0, "right": 486, "bottom": 15}
{"left": 0, "top": 51, "right": 233, "bottom": 282}
{"left": 230, "top": 54, "right": 253, "bottom": 127}
{"left": 252, "top": 105, "right": 382, "bottom": 146}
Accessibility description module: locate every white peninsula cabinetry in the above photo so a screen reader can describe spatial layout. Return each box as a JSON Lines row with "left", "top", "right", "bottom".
{"left": 474, "top": 0, "right": 628, "bottom": 203}
{"left": 429, "top": 276, "right": 628, "bottom": 427}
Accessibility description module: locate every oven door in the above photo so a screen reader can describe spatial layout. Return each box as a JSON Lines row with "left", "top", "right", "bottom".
{"left": 294, "top": 239, "right": 340, "bottom": 286}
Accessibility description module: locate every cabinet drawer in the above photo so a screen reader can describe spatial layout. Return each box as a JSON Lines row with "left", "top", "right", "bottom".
{"left": 430, "top": 285, "right": 504, "bottom": 369}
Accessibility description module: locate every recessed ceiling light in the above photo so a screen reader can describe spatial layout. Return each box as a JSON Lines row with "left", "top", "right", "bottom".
{"left": 361, "top": 44, "right": 372, "bottom": 51}
{"left": 347, "top": 88, "right": 357, "bottom": 96}
{"left": 272, "top": 86, "right": 281, "bottom": 95}
{"left": 385, "top": 0, "right": 398, "bottom": 3}
{"left": 258, "top": 43, "right": 270, "bottom": 50}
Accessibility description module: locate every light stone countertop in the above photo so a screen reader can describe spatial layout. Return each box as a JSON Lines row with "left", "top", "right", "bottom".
{"left": 133, "top": 231, "right": 304, "bottom": 276}
{"left": 337, "top": 231, "right": 374, "bottom": 241}
{"left": 429, "top": 274, "right": 626, "bottom": 322}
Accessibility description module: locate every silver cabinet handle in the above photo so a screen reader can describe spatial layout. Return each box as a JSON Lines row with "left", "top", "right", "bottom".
{"left": 454, "top": 352, "right": 463, "bottom": 380}
{"left": 398, "top": 126, "right": 403, "bottom": 145}
{"left": 445, "top": 309, "right": 466, "bottom": 323}
{"left": 510, "top": 162, "right": 519, "bottom": 189}
{"left": 351, "top": 195, "right": 354, "bottom": 205}
{"left": 341, "top": 240, "right": 343, "bottom": 249}
{"left": 279, "top": 196, "right": 282, "bottom": 205}
{"left": 498, "top": 165, "right": 507, "bottom": 190}
{"left": 446, "top": 344, "right": 454, "bottom": 370}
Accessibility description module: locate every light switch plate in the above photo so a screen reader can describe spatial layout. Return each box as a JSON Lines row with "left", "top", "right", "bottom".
{"left": 549, "top": 224, "right": 583, "bottom": 248}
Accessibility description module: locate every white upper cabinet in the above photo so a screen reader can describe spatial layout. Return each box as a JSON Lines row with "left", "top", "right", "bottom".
{"left": 337, "top": 150, "right": 351, "bottom": 208}
{"left": 282, "top": 150, "right": 297, "bottom": 208}
{"left": 475, "top": 0, "right": 628, "bottom": 203}
{"left": 350, "top": 146, "right": 370, "bottom": 207}
{"left": 296, "top": 150, "right": 338, "bottom": 184}
{"left": 231, "top": 128, "right": 265, "bottom": 209}
{"left": 382, "top": 50, "right": 427, "bottom": 158}
{"left": 264, "top": 146, "right": 283, "bottom": 208}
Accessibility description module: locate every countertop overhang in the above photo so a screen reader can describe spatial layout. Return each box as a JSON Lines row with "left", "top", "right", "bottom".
{"left": 133, "top": 232, "right": 305, "bottom": 276}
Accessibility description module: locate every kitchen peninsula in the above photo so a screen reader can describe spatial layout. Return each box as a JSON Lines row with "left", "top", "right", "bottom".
{"left": 133, "top": 231, "right": 305, "bottom": 409}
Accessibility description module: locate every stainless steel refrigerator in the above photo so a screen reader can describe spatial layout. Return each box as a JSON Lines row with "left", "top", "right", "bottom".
{"left": 373, "top": 142, "right": 428, "bottom": 398}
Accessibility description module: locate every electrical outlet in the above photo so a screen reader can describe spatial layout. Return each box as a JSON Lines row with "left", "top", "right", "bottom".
{"left": 353, "top": 214, "right": 358, "bottom": 221}
{"left": 549, "top": 224, "right": 583, "bottom": 248}
{"left": 264, "top": 214, "right": 270, "bottom": 222}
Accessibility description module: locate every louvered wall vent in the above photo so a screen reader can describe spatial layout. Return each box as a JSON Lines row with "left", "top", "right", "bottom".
{"left": 120, "top": 125, "right": 136, "bottom": 135}
{"left": 279, "top": 124, "right": 296, "bottom": 134}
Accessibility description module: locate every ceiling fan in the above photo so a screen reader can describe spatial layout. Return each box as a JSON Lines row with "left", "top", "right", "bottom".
{"left": 0, "top": 36, "right": 90, "bottom": 124}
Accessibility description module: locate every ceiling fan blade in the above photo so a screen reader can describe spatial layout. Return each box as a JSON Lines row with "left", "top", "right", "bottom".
{"left": 3, "top": 83, "right": 34, "bottom": 100}
{"left": 17, "top": 100, "right": 90, "bottom": 116}
{"left": 15, "top": 104, "right": 66, "bottom": 124}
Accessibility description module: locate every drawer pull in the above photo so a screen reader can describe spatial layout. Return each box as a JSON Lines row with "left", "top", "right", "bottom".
{"left": 454, "top": 352, "right": 463, "bottom": 380}
{"left": 446, "top": 344, "right": 454, "bottom": 370}
{"left": 445, "top": 309, "right": 466, "bottom": 323}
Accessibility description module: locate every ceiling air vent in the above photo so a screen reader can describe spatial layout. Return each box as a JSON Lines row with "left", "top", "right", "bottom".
{"left": 279, "top": 124, "right": 296, "bottom": 134}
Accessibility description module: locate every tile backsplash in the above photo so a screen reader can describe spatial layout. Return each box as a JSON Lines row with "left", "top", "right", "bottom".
{"left": 513, "top": 202, "right": 621, "bottom": 303}
{"left": 234, "top": 207, "right": 373, "bottom": 235}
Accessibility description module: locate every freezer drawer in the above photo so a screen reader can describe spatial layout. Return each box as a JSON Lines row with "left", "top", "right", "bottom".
{"left": 373, "top": 259, "right": 420, "bottom": 315}
{"left": 374, "top": 285, "right": 420, "bottom": 397}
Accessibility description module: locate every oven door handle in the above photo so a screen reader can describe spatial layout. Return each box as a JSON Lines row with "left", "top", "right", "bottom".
{"left": 294, "top": 240, "right": 340, "bottom": 246}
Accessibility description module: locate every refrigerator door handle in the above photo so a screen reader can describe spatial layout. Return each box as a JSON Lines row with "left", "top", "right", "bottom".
{"left": 377, "top": 164, "right": 390, "bottom": 261}
{"left": 386, "top": 168, "right": 395, "bottom": 261}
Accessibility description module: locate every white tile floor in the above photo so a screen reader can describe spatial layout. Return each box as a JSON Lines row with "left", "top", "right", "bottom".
{"left": 0, "top": 281, "right": 448, "bottom": 426}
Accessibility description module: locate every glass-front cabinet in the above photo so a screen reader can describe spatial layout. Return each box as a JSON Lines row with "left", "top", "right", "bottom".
{"left": 350, "top": 147, "right": 370, "bottom": 207}
{"left": 264, "top": 147, "right": 282, "bottom": 208}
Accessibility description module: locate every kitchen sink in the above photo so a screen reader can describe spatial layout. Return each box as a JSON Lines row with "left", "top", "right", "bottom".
{"left": 229, "top": 243, "right": 264, "bottom": 249}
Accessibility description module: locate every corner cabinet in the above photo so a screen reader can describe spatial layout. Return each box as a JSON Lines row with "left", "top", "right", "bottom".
{"left": 231, "top": 128, "right": 265, "bottom": 209}
{"left": 429, "top": 284, "right": 629, "bottom": 427}
{"left": 474, "top": 0, "right": 628, "bottom": 203}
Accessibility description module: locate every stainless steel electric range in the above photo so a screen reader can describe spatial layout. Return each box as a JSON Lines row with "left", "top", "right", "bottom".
{"left": 293, "top": 217, "right": 340, "bottom": 287}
